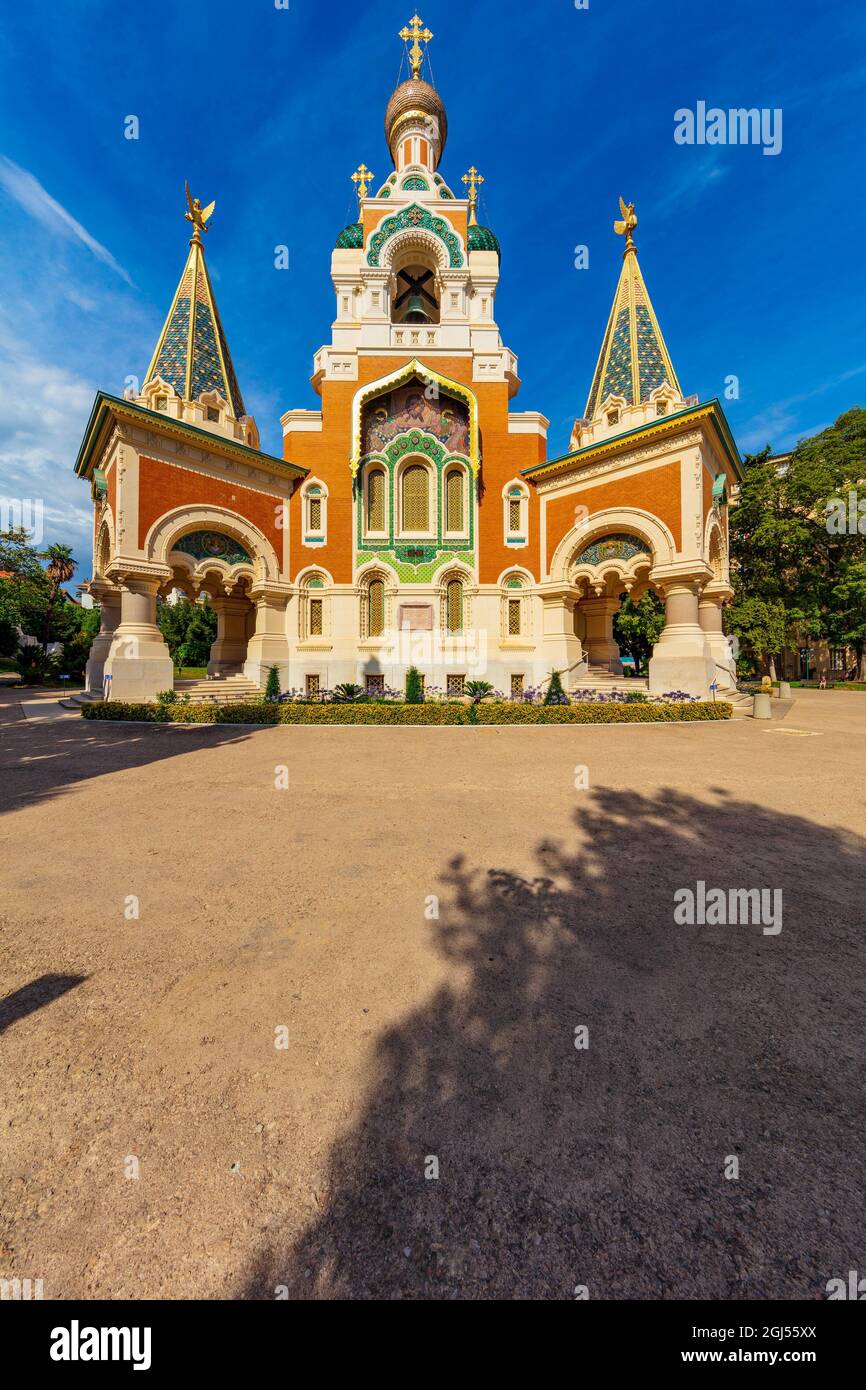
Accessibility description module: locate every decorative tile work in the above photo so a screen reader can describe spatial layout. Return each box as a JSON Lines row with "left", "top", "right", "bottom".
{"left": 572, "top": 533, "right": 651, "bottom": 566}
{"left": 173, "top": 530, "right": 252, "bottom": 565}
{"left": 355, "top": 421, "right": 475, "bottom": 581}
{"left": 147, "top": 246, "right": 245, "bottom": 418}
{"left": 367, "top": 203, "right": 464, "bottom": 267}
{"left": 467, "top": 224, "right": 501, "bottom": 258}
{"left": 402, "top": 176, "right": 429, "bottom": 190}
{"left": 599, "top": 305, "right": 632, "bottom": 405}
{"left": 336, "top": 221, "right": 364, "bottom": 247}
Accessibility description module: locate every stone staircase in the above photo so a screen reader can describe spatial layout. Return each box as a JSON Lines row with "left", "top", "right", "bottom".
{"left": 173, "top": 674, "right": 263, "bottom": 705}
{"left": 568, "top": 664, "right": 754, "bottom": 716}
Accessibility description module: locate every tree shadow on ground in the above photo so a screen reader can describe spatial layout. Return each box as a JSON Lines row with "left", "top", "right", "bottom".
{"left": 0, "top": 709, "right": 253, "bottom": 818}
{"left": 242, "top": 785, "right": 866, "bottom": 1300}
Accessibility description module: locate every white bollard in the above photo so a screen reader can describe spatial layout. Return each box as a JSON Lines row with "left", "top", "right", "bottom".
{"left": 778, "top": 681, "right": 792, "bottom": 699}
{"left": 753, "top": 692, "right": 773, "bottom": 719}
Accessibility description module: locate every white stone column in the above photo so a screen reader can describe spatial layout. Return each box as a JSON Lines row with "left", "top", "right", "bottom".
{"left": 244, "top": 584, "right": 291, "bottom": 688}
{"left": 84, "top": 581, "right": 122, "bottom": 695}
{"left": 207, "top": 595, "right": 252, "bottom": 676}
{"left": 699, "top": 583, "right": 736, "bottom": 690}
{"left": 581, "top": 594, "right": 622, "bottom": 672}
{"left": 537, "top": 582, "right": 584, "bottom": 683}
{"left": 648, "top": 572, "right": 714, "bottom": 698}
{"left": 102, "top": 574, "right": 174, "bottom": 702}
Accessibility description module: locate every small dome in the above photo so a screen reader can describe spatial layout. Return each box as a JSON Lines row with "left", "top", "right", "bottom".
{"left": 335, "top": 221, "right": 363, "bottom": 250}
{"left": 384, "top": 78, "right": 448, "bottom": 156}
{"left": 468, "top": 224, "right": 501, "bottom": 258}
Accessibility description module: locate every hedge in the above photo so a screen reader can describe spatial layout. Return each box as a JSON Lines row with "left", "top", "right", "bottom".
{"left": 82, "top": 700, "right": 732, "bottom": 725}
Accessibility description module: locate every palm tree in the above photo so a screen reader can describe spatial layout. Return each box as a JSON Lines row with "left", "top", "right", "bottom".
{"left": 41, "top": 544, "right": 75, "bottom": 650}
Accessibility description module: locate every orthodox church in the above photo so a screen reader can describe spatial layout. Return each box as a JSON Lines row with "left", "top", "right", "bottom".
{"left": 75, "top": 15, "right": 742, "bottom": 703}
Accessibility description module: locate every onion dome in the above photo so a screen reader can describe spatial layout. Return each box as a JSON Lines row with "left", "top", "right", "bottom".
{"left": 385, "top": 78, "right": 448, "bottom": 161}
{"left": 335, "top": 221, "right": 363, "bottom": 250}
{"left": 467, "top": 224, "right": 500, "bottom": 258}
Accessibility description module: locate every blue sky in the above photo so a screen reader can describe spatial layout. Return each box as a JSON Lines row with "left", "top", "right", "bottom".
{"left": 1, "top": 0, "right": 865, "bottom": 578}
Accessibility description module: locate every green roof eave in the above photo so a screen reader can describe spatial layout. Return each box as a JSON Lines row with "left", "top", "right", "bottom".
{"left": 73, "top": 392, "right": 308, "bottom": 482}
{"left": 521, "top": 399, "right": 744, "bottom": 484}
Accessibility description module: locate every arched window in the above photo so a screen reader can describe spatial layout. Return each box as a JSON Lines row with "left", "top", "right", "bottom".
{"left": 446, "top": 578, "right": 463, "bottom": 633}
{"left": 368, "top": 578, "right": 385, "bottom": 637}
{"left": 402, "top": 463, "right": 430, "bottom": 532}
{"left": 302, "top": 480, "right": 327, "bottom": 546}
{"left": 503, "top": 481, "right": 529, "bottom": 546}
{"left": 301, "top": 575, "right": 326, "bottom": 640}
{"left": 503, "top": 575, "right": 527, "bottom": 638}
{"left": 445, "top": 467, "right": 464, "bottom": 533}
{"left": 366, "top": 468, "right": 386, "bottom": 533}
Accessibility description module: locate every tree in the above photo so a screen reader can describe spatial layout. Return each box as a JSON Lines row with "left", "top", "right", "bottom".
{"left": 0, "top": 527, "right": 50, "bottom": 636}
{"left": 612, "top": 591, "right": 665, "bottom": 675}
{"left": 543, "top": 670, "right": 568, "bottom": 705}
{"left": 725, "top": 596, "right": 789, "bottom": 676}
{"left": 728, "top": 410, "right": 866, "bottom": 677}
{"left": 41, "top": 544, "right": 75, "bottom": 650}
{"left": 264, "top": 665, "right": 282, "bottom": 701}
{"left": 405, "top": 666, "right": 424, "bottom": 704}
{"left": 158, "top": 597, "right": 216, "bottom": 668}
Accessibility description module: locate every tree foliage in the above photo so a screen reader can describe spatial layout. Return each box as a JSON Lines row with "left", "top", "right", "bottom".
{"left": 613, "top": 591, "right": 665, "bottom": 675}
{"left": 728, "top": 409, "right": 866, "bottom": 678}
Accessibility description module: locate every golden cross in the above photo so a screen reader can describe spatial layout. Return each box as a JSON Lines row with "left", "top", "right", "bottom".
{"left": 351, "top": 163, "right": 374, "bottom": 202}
{"left": 399, "top": 13, "right": 433, "bottom": 80}
{"left": 462, "top": 166, "right": 484, "bottom": 226}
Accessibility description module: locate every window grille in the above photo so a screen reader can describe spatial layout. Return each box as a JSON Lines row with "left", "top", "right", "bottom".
{"left": 306, "top": 674, "right": 320, "bottom": 697}
{"left": 510, "top": 674, "right": 524, "bottom": 697}
{"left": 309, "top": 598, "right": 323, "bottom": 636}
{"left": 368, "top": 579, "right": 385, "bottom": 636}
{"left": 308, "top": 497, "right": 322, "bottom": 531}
{"left": 508, "top": 598, "right": 521, "bottom": 635}
{"left": 402, "top": 464, "right": 429, "bottom": 531}
{"left": 445, "top": 469, "right": 464, "bottom": 530}
{"left": 367, "top": 469, "right": 386, "bottom": 530}
{"left": 508, "top": 498, "right": 521, "bottom": 532}
{"left": 447, "top": 674, "right": 465, "bottom": 695}
{"left": 446, "top": 579, "right": 463, "bottom": 632}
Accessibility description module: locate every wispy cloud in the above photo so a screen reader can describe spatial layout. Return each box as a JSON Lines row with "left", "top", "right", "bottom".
{"left": 0, "top": 154, "right": 133, "bottom": 286}
{"left": 0, "top": 316, "right": 96, "bottom": 570}
{"left": 653, "top": 156, "right": 729, "bottom": 220}
{"left": 738, "top": 364, "right": 866, "bottom": 452}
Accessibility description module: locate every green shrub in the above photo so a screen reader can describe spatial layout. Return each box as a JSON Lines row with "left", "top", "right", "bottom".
{"left": 264, "top": 665, "right": 282, "bottom": 702}
{"left": 543, "top": 670, "right": 567, "bottom": 705}
{"left": 83, "top": 699, "right": 732, "bottom": 726}
{"left": 215, "top": 701, "right": 282, "bottom": 724}
{"left": 405, "top": 666, "right": 424, "bottom": 704}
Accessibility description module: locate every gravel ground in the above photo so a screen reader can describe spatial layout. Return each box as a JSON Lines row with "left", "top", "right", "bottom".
{"left": 0, "top": 689, "right": 864, "bottom": 1300}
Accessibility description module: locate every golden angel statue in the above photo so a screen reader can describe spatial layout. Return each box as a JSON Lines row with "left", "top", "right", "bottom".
{"left": 184, "top": 182, "right": 215, "bottom": 239}
{"left": 614, "top": 197, "right": 638, "bottom": 246}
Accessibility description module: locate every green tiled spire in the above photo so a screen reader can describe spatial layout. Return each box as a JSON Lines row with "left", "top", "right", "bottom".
{"left": 144, "top": 235, "right": 245, "bottom": 418}
{"left": 584, "top": 212, "right": 681, "bottom": 420}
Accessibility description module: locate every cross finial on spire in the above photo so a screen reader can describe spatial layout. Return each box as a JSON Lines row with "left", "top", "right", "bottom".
{"left": 351, "top": 163, "right": 374, "bottom": 203}
{"left": 613, "top": 196, "right": 638, "bottom": 256}
{"left": 399, "top": 13, "right": 433, "bottom": 80}
{"left": 184, "top": 181, "right": 215, "bottom": 246}
{"left": 462, "top": 166, "right": 484, "bottom": 227}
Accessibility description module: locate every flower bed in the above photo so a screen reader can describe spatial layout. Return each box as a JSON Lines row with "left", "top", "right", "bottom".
{"left": 82, "top": 699, "right": 732, "bottom": 725}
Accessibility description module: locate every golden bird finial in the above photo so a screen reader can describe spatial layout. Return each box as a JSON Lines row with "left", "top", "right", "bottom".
{"left": 184, "top": 181, "right": 215, "bottom": 244}
{"left": 613, "top": 196, "right": 638, "bottom": 255}
{"left": 351, "top": 163, "right": 374, "bottom": 203}
{"left": 462, "top": 166, "right": 484, "bottom": 227}
{"left": 399, "top": 12, "right": 433, "bottom": 80}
